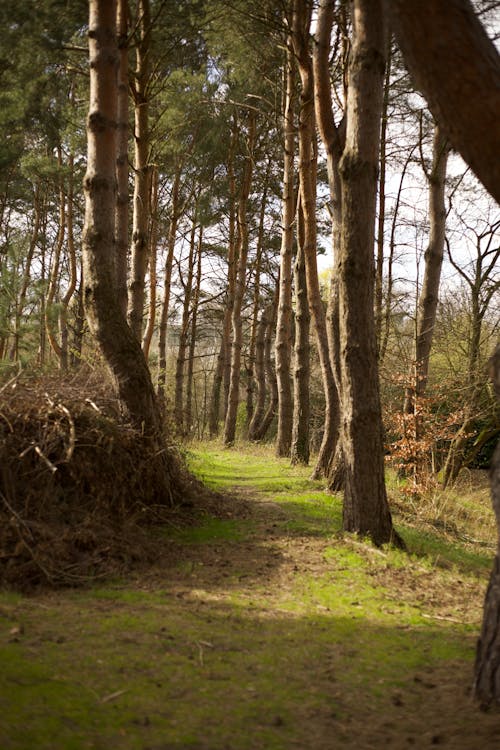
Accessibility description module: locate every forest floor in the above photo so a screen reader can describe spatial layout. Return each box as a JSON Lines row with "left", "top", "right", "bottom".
{"left": 1, "top": 443, "right": 500, "bottom": 749}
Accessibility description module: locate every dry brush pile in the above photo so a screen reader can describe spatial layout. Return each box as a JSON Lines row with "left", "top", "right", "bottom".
{"left": 0, "top": 371, "right": 199, "bottom": 589}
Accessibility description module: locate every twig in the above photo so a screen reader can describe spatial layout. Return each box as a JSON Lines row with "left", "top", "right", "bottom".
{"left": 34, "top": 446, "right": 58, "bottom": 474}
{"left": 56, "top": 403, "right": 76, "bottom": 462}
{"left": 421, "top": 613, "right": 463, "bottom": 624}
{"left": 100, "top": 689, "right": 128, "bottom": 704}
{"left": 0, "top": 364, "right": 22, "bottom": 394}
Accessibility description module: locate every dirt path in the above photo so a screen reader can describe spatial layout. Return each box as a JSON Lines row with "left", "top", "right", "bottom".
{"left": 1, "top": 467, "right": 500, "bottom": 749}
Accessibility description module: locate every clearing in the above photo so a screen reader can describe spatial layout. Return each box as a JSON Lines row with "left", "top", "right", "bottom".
{"left": 1, "top": 443, "right": 499, "bottom": 749}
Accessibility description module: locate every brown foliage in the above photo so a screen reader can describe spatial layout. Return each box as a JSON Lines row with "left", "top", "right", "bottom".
{"left": 0, "top": 371, "right": 198, "bottom": 589}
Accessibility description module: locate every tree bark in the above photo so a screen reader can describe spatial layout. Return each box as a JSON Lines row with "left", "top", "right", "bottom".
{"left": 337, "top": 0, "right": 401, "bottom": 546}
{"left": 142, "top": 165, "right": 158, "bottom": 360}
{"left": 251, "top": 294, "right": 279, "bottom": 442}
{"left": 290, "top": 200, "right": 310, "bottom": 466}
{"left": 404, "top": 125, "right": 449, "bottom": 415}
{"left": 59, "top": 153, "right": 77, "bottom": 370}
{"left": 474, "top": 345, "right": 500, "bottom": 705}
{"left": 174, "top": 208, "right": 198, "bottom": 433}
{"left": 83, "top": 0, "right": 161, "bottom": 438}
{"left": 292, "top": 0, "right": 337, "bottom": 478}
{"left": 223, "top": 110, "right": 256, "bottom": 446}
{"left": 388, "top": 0, "right": 500, "bottom": 204}
{"left": 115, "top": 0, "right": 129, "bottom": 318}
{"left": 248, "top": 303, "right": 272, "bottom": 441}
{"left": 275, "top": 29, "right": 295, "bottom": 457}
{"left": 158, "top": 161, "right": 182, "bottom": 397}
{"left": 127, "top": 0, "right": 151, "bottom": 341}
{"left": 208, "top": 120, "right": 238, "bottom": 436}
{"left": 186, "top": 226, "right": 203, "bottom": 434}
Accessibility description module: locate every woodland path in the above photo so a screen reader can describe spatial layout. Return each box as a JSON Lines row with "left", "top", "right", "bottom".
{"left": 1, "top": 446, "right": 499, "bottom": 749}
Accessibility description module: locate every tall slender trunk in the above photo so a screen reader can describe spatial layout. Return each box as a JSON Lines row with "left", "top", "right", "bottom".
{"left": 142, "top": 165, "right": 159, "bottom": 359}
{"left": 186, "top": 226, "right": 203, "bottom": 434}
{"left": 174, "top": 209, "right": 198, "bottom": 432}
{"left": 10, "top": 183, "right": 43, "bottom": 361}
{"left": 404, "top": 125, "right": 449, "bottom": 414}
{"left": 223, "top": 110, "right": 256, "bottom": 446}
{"left": 127, "top": 0, "right": 151, "bottom": 341}
{"left": 251, "top": 293, "right": 279, "bottom": 441}
{"left": 45, "top": 147, "right": 66, "bottom": 365}
{"left": 313, "top": 0, "right": 345, "bottom": 484}
{"left": 248, "top": 302, "right": 273, "bottom": 441}
{"left": 115, "top": 0, "right": 129, "bottom": 317}
{"left": 337, "top": 0, "right": 401, "bottom": 546}
{"left": 291, "top": 199, "right": 310, "bottom": 465}
{"left": 275, "top": 30, "right": 296, "bottom": 457}
{"left": 375, "top": 39, "right": 392, "bottom": 349}
{"left": 158, "top": 162, "right": 182, "bottom": 396}
{"left": 246, "top": 160, "right": 270, "bottom": 429}
{"left": 209, "top": 118, "right": 239, "bottom": 435}
{"left": 292, "top": 0, "right": 337, "bottom": 478}
{"left": 59, "top": 154, "right": 77, "bottom": 370}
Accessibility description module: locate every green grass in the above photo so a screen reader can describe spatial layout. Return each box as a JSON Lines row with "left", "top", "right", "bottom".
{"left": 0, "top": 441, "right": 495, "bottom": 749}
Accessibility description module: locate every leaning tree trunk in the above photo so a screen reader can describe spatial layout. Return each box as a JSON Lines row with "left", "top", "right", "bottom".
{"left": 292, "top": 0, "right": 338, "bottom": 479}
{"left": 474, "top": 344, "right": 500, "bottom": 705}
{"left": 83, "top": 0, "right": 163, "bottom": 442}
{"left": 337, "top": 0, "right": 401, "bottom": 547}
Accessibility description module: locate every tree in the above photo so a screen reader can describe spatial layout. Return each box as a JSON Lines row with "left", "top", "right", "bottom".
{"left": 275, "top": 17, "right": 295, "bottom": 457}
{"left": 403, "top": 125, "right": 450, "bottom": 415}
{"left": 82, "top": 0, "right": 167, "bottom": 451}
{"left": 474, "top": 344, "right": 500, "bottom": 705}
{"left": 388, "top": 0, "right": 500, "bottom": 204}
{"left": 336, "top": 0, "right": 401, "bottom": 545}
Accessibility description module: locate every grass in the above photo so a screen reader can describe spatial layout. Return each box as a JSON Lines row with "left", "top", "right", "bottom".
{"left": 0, "top": 441, "right": 497, "bottom": 749}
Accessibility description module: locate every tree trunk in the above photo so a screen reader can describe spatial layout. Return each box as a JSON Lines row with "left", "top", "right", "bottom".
{"left": 186, "top": 225, "right": 203, "bottom": 434}
{"left": 404, "top": 124, "right": 449, "bottom": 414}
{"left": 388, "top": 0, "right": 500, "bottom": 204}
{"left": 83, "top": 0, "right": 160, "bottom": 438}
{"left": 292, "top": 0, "right": 338, "bottom": 479}
{"left": 208, "top": 120, "right": 238, "bottom": 436}
{"left": 275, "top": 29, "right": 295, "bottom": 457}
{"left": 251, "top": 294, "right": 279, "bottom": 442}
{"left": 127, "top": 0, "right": 151, "bottom": 341}
{"left": 174, "top": 209, "right": 198, "bottom": 433}
{"left": 10, "top": 183, "right": 43, "bottom": 362}
{"left": 158, "top": 162, "right": 182, "bottom": 397}
{"left": 337, "top": 0, "right": 401, "bottom": 547}
{"left": 115, "top": 0, "right": 129, "bottom": 318}
{"left": 246, "top": 163, "right": 269, "bottom": 429}
{"left": 375, "top": 40, "right": 391, "bottom": 349}
{"left": 474, "top": 345, "right": 500, "bottom": 705}
{"left": 290, "top": 201, "right": 310, "bottom": 466}
{"left": 248, "top": 303, "right": 272, "bottom": 441}
{"left": 223, "top": 110, "right": 256, "bottom": 446}
{"left": 45, "top": 147, "right": 65, "bottom": 365}
{"left": 59, "top": 153, "right": 77, "bottom": 370}
{"left": 142, "top": 165, "right": 159, "bottom": 360}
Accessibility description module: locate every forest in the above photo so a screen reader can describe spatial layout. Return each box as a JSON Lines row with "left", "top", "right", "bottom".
{"left": 0, "top": 0, "right": 499, "bottom": 747}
